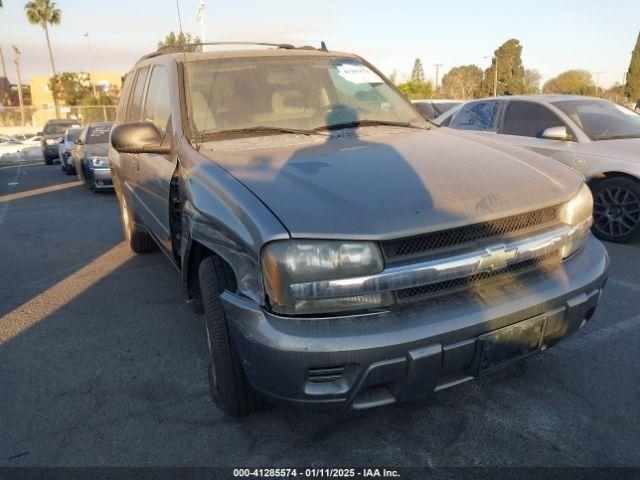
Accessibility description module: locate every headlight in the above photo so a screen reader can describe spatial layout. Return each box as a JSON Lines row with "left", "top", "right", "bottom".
{"left": 45, "top": 138, "right": 57, "bottom": 145}
{"left": 558, "top": 183, "right": 593, "bottom": 258}
{"left": 261, "top": 240, "right": 393, "bottom": 315}
{"left": 88, "top": 156, "right": 109, "bottom": 167}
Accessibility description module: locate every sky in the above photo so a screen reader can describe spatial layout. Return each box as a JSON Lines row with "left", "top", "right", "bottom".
{"left": 0, "top": 0, "right": 638, "bottom": 89}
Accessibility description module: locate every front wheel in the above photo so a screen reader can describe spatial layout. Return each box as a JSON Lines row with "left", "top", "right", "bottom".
{"left": 591, "top": 177, "right": 640, "bottom": 243}
{"left": 199, "top": 256, "right": 262, "bottom": 417}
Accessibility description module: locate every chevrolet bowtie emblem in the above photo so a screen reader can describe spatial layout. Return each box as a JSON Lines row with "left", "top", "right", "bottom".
{"left": 478, "top": 244, "right": 518, "bottom": 272}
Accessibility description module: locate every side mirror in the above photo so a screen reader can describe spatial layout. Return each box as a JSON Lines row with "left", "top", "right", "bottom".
{"left": 111, "top": 121, "right": 171, "bottom": 154}
{"left": 541, "top": 126, "right": 571, "bottom": 141}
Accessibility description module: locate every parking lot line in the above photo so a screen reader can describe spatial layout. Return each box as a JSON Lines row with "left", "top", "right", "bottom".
{"left": 0, "top": 180, "right": 82, "bottom": 203}
{"left": 0, "top": 242, "right": 131, "bottom": 344}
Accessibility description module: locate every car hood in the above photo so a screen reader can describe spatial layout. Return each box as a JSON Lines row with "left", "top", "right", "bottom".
{"left": 199, "top": 127, "right": 583, "bottom": 240}
{"left": 84, "top": 143, "right": 109, "bottom": 157}
{"left": 584, "top": 137, "right": 640, "bottom": 163}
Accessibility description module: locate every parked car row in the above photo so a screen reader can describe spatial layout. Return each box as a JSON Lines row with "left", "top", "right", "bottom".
{"left": 102, "top": 43, "right": 608, "bottom": 417}
{"left": 40, "top": 118, "right": 114, "bottom": 191}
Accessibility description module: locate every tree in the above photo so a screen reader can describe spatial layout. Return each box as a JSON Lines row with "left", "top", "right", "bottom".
{"left": 524, "top": 69, "right": 542, "bottom": 94}
{"left": 481, "top": 39, "right": 526, "bottom": 96}
{"left": 411, "top": 58, "right": 424, "bottom": 83}
{"left": 25, "top": 0, "right": 61, "bottom": 116}
{"left": 543, "top": 70, "right": 596, "bottom": 95}
{"left": 48, "top": 72, "right": 92, "bottom": 106}
{"left": 441, "top": 65, "right": 483, "bottom": 99}
{"left": 81, "top": 92, "right": 117, "bottom": 123}
{"left": 157, "top": 31, "right": 201, "bottom": 52}
{"left": 625, "top": 32, "right": 640, "bottom": 102}
{"left": 397, "top": 80, "right": 433, "bottom": 100}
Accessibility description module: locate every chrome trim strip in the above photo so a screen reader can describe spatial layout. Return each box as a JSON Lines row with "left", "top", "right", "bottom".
{"left": 290, "top": 221, "right": 591, "bottom": 300}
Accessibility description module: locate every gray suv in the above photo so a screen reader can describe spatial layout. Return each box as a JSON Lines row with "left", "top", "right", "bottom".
{"left": 109, "top": 44, "right": 608, "bottom": 416}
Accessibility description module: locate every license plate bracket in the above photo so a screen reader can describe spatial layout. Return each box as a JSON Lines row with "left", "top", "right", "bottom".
{"left": 472, "top": 315, "right": 547, "bottom": 376}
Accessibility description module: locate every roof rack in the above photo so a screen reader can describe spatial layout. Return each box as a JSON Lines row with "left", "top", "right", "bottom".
{"left": 138, "top": 41, "right": 319, "bottom": 62}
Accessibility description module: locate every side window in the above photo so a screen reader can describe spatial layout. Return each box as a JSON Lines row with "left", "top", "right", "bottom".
{"left": 143, "top": 66, "right": 171, "bottom": 134}
{"left": 116, "top": 74, "right": 133, "bottom": 122}
{"left": 501, "top": 101, "right": 568, "bottom": 138}
{"left": 127, "top": 67, "right": 149, "bottom": 122}
{"left": 449, "top": 101, "right": 499, "bottom": 132}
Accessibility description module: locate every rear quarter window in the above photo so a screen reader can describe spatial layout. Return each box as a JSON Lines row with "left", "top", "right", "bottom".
{"left": 449, "top": 101, "right": 499, "bottom": 132}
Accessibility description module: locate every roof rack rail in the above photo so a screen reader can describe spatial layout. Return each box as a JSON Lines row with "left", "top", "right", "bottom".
{"left": 137, "top": 41, "right": 325, "bottom": 63}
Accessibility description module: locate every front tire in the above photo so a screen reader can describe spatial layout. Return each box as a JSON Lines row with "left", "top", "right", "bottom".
{"left": 118, "top": 191, "right": 157, "bottom": 254}
{"left": 44, "top": 156, "right": 53, "bottom": 166}
{"left": 65, "top": 164, "right": 75, "bottom": 175}
{"left": 591, "top": 177, "right": 640, "bottom": 243}
{"left": 199, "top": 256, "right": 261, "bottom": 417}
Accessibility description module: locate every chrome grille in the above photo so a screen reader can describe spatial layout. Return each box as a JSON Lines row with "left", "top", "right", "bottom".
{"left": 396, "top": 250, "right": 560, "bottom": 303}
{"left": 381, "top": 206, "right": 560, "bottom": 265}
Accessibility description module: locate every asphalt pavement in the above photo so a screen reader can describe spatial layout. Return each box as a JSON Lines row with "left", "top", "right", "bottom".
{"left": 1, "top": 162, "right": 639, "bottom": 467}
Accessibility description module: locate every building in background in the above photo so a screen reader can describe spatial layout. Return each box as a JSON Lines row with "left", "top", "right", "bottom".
{"left": 28, "top": 72, "right": 123, "bottom": 126}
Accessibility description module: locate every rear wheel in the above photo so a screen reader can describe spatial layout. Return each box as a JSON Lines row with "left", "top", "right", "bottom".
{"left": 199, "top": 256, "right": 261, "bottom": 417}
{"left": 118, "top": 191, "right": 157, "bottom": 253}
{"left": 591, "top": 177, "right": 640, "bottom": 243}
{"left": 65, "top": 164, "right": 75, "bottom": 175}
{"left": 44, "top": 156, "right": 53, "bottom": 165}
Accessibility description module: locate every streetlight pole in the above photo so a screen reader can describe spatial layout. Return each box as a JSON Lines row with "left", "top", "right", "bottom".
{"left": 12, "top": 45, "right": 25, "bottom": 127}
{"left": 593, "top": 71, "right": 604, "bottom": 96}
{"left": 433, "top": 64, "right": 443, "bottom": 92}
{"left": 84, "top": 32, "right": 97, "bottom": 97}
{"left": 0, "top": 46, "right": 8, "bottom": 79}
{"left": 485, "top": 55, "right": 498, "bottom": 97}
{"left": 197, "top": 0, "right": 206, "bottom": 52}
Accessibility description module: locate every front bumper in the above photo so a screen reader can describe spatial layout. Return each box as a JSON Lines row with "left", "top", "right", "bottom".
{"left": 85, "top": 167, "right": 113, "bottom": 188}
{"left": 222, "top": 236, "right": 609, "bottom": 410}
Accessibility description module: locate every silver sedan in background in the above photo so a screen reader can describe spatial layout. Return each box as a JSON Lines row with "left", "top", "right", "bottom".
{"left": 438, "top": 95, "right": 640, "bottom": 243}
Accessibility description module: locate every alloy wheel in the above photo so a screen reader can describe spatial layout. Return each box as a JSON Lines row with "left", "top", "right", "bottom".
{"left": 593, "top": 185, "right": 640, "bottom": 238}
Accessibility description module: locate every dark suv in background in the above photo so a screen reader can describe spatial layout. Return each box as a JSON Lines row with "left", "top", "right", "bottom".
{"left": 41, "top": 119, "right": 80, "bottom": 165}
{"left": 109, "top": 43, "right": 608, "bottom": 416}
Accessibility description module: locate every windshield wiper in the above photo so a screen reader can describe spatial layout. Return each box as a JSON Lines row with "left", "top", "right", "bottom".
{"left": 592, "top": 134, "right": 640, "bottom": 140}
{"left": 313, "top": 119, "right": 427, "bottom": 131}
{"left": 204, "top": 126, "right": 329, "bottom": 137}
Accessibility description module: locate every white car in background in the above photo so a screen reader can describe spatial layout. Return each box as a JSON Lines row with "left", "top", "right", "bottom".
{"left": 0, "top": 135, "right": 24, "bottom": 158}
{"left": 438, "top": 95, "right": 640, "bottom": 243}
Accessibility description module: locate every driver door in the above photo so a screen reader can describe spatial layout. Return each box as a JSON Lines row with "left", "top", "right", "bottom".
{"left": 133, "top": 65, "right": 176, "bottom": 255}
{"left": 495, "top": 100, "right": 578, "bottom": 169}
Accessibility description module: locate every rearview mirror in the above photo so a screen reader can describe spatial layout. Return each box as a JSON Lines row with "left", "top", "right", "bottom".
{"left": 541, "top": 126, "right": 571, "bottom": 141}
{"left": 111, "top": 121, "right": 171, "bottom": 154}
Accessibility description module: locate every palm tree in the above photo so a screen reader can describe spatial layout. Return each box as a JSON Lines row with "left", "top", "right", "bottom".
{"left": 25, "top": 0, "right": 61, "bottom": 116}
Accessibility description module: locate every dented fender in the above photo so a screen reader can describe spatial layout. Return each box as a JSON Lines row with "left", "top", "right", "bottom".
{"left": 178, "top": 154, "right": 289, "bottom": 305}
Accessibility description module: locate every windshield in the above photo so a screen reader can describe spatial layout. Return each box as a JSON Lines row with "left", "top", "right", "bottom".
{"left": 553, "top": 99, "right": 640, "bottom": 140}
{"left": 86, "top": 124, "right": 112, "bottom": 144}
{"left": 186, "top": 56, "right": 424, "bottom": 135}
{"left": 44, "top": 123, "right": 77, "bottom": 135}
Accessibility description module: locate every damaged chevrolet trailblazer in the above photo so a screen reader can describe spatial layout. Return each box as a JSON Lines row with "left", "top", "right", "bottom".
{"left": 109, "top": 43, "right": 608, "bottom": 416}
